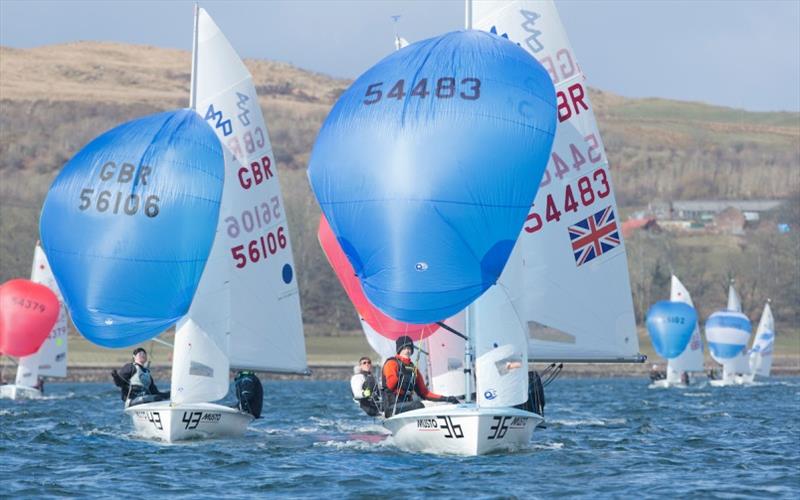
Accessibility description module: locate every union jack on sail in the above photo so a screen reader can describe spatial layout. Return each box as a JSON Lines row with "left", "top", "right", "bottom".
{"left": 568, "top": 206, "right": 621, "bottom": 266}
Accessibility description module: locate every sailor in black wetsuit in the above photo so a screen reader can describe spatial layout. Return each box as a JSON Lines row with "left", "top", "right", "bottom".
{"left": 112, "top": 348, "right": 169, "bottom": 406}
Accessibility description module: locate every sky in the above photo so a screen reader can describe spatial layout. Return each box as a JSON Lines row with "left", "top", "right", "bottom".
{"left": 1, "top": 0, "right": 798, "bottom": 113}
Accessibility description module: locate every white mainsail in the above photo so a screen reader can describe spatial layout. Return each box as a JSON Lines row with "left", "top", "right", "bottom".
{"left": 474, "top": 0, "right": 639, "bottom": 362}
{"left": 16, "top": 243, "right": 68, "bottom": 387}
{"left": 666, "top": 275, "right": 704, "bottom": 376}
{"left": 172, "top": 8, "right": 308, "bottom": 404}
{"left": 749, "top": 302, "right": 775, "bottom": 377}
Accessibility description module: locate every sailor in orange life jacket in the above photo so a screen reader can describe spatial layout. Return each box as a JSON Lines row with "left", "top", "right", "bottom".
{"left": 382, "top": 335, "right": 460, "bottom": 417}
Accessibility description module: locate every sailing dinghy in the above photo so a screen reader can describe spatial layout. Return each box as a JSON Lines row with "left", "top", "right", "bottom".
{"left": 647, "top": 276, "right": 703, "bottom": 388}
{"left": 744, "top": 301, "right": 776, "bottom": 383}
{"left": 312, "top": 0, "right": 645, "bottom": 455}
{"left": 0, "top": 243, "right": 69, "bottom": 399}
{"left": 0, "top": 271, "right": 60, "bottom": 400}
{"left": 705, "top": 283, "right": 752, "bottom": 386}
{"left": 310, "top": 4, "right": 558, "bottom": 453}
{"left": 126, "top": 7, "right": 309, "bottom": 442}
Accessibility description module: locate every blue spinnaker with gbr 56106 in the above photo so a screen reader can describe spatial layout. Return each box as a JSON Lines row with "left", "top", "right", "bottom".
{"left": 308, "top": 30, "right": 557, "bottom": 324}
{"left": 40, "top": 109, "right": 224, "bottom": 347}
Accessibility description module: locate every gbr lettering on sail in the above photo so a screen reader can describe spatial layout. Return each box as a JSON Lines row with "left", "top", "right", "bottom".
{"left": 201, "top": 91, "right": 288, "bottom": 270}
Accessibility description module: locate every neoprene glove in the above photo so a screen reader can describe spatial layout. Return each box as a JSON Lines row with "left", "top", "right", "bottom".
{"left": 444, "top": 396, "right": 459, "bottom": 404}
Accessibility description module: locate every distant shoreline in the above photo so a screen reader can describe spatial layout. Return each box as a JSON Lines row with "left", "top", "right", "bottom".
{"left": 4, "top": 359, "right": 797, "bottom": 383}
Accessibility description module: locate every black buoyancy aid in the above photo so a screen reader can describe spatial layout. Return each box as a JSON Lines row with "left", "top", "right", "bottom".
{"left": 381, "top": 356, "right": 417, "bottom": 404}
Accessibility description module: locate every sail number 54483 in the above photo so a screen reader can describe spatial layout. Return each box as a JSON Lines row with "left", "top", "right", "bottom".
{"left": 363, "top": 77, "right": 481, "bottom": 105}
{"left": 525, "top": 168, "right": 610, "bottom": 234}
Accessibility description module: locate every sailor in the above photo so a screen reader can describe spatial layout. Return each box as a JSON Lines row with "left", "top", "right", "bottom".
{"left": 234, "top": 370, "right": 263, "bottom": 418}
{"left": 350, "top": 356, "right": 381, "bottom": 417}
{"left": 382, "top": 336, "right": 459, "bottom": 417}
{"left": 111, "top": 347, "right": 169, "bottom": 406}
{"left": 649, "top": 364, "right": 665, "bottom": 382}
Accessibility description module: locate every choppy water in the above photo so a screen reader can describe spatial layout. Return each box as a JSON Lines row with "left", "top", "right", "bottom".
{"left": 2, "top": 378, "right": 799, "bottom": 498}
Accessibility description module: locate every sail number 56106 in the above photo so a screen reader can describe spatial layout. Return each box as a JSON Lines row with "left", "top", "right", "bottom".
{"left": 230, "top": 226, "right": 287, "bottom": 269}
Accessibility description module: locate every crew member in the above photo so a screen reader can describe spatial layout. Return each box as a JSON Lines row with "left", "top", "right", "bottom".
{"left": 350, "top": 356, "right": 381, "bottom": 417}
{"left": 112, "top": 347, "right": 169, "bottom": 406}
{"left": 382, "top": 336, "right": 459, "bottom": 417}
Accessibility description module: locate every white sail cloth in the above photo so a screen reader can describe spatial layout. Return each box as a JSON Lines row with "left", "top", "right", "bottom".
{"left": 172, "top": 8, "right": 307, "bottom": 404}
{"left": 666, "top": 275, "right": 704, "bottom": 376}
{"left": 16, "top": 244, "right": 68, "bottom": 387}
{"left": 474, "top": 0, "right": 639, "bottom": 362}
{"left": 749, "top": 302, "right": 775, "bottom": 377}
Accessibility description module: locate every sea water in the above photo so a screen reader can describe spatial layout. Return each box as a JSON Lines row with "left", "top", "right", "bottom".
{"left": 1, "top": 378, "right": 798, "bottom": 498}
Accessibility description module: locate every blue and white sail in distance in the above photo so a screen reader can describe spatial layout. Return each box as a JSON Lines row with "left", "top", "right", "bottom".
{"left": 308, "top": 30, "right": 557, "bottom": 323}
{"left": 705, "top": 285, "right": 752, "bottom": 362}
{"left": 666, "top": 275, "right": 704, "bottom": 376}
{"left": 646, "top": 300, "right": 697, "bottom": 359}
{"left": 40, "top": 110, "right": 224, "bottom": 347}
{"left": 749, "top": 301, "right": 775, "bottom": 377}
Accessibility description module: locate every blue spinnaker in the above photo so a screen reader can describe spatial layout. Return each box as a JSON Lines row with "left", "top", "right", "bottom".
{"left": 646, "top": 301, "right": 697, "bottom": 359}
{"left": 40, "top": 109, "right": 224, "bottom": 347}
{"left": 308, "top": 30, "right": 557, "bottom": 323}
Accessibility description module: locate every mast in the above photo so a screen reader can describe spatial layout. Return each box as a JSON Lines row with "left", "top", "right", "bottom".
{"left": 465, "top": 0, "right": 472, "bottom": 30}
{"left": 189, "top": 3, "right": 199, "bottom": 110}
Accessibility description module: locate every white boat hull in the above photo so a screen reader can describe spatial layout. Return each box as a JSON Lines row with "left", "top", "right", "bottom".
{"left": 709, "top": 374, "right": 754, "bottom": 387}
{"left": 0, "top": 384, "right": 43, "bottom": 400}
{"left": 124, "top": 401, "right": 253, "bottom": 443}
{"left": 383, "top": 404, "right": 542, "bottom": 455}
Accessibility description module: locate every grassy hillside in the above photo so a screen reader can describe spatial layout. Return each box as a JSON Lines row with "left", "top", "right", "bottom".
{"left": 1, "top": 42, "right": 798, "bottom": 354}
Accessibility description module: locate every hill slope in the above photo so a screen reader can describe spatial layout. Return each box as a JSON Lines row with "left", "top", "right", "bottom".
{"left": 1, "top": 42, "right": 798, "bottom": 338}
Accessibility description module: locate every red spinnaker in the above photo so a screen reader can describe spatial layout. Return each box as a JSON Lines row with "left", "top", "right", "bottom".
{"left": 0, "top": 279, "right": 59, "bottom": 357}
{"left": 317, "top": 216, "right": 439, "bottom": 341}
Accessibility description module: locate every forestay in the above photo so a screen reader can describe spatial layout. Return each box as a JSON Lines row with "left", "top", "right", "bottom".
{"left": 16, "top": 244, "right": 68, "bottom": 386}
{"left": 474, "top": 0, "right": 639, "bottom": 361}
{"left": 667, "top": 275, "right": 704, "bottom": 373}
{"left": 749, "top": 302, "right": 775, "bottom": 377}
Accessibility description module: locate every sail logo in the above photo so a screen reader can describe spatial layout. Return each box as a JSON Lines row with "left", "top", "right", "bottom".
{"left": 484, "top": 389, "right": 497, "bottom": 400}
{"left": 568, "top": 206, "right": 621, "bottom": 266}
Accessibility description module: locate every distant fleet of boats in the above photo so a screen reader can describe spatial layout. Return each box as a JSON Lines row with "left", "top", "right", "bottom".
{"left": 647, "top": 277, "right": 776, "bottom": 388}
{"left": 0, "top": 0, "right": 782, "bottom": 456}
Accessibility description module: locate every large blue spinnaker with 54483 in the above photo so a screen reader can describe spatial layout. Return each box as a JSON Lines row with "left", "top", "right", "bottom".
{"left": 39, "top": 109, "right": 224, "bottom": 347}
{"left": 308, "top": 30, "right": 557, "bottom": 324}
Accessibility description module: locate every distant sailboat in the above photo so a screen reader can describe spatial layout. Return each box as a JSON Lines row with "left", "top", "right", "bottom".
{"left": 0, "top": 273, "right": 60, "bottom": 399}
{"left": 746, "top": 301, "right": 775, "bottom": 382}
{"left": 705, "top": 283, "right": 752, "bottom": 386}
{"left": 649, "top": 276, "right": 705, "bottom": 387}
{"left": 0, "top": 243, "right": 69, "bottom": 399}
